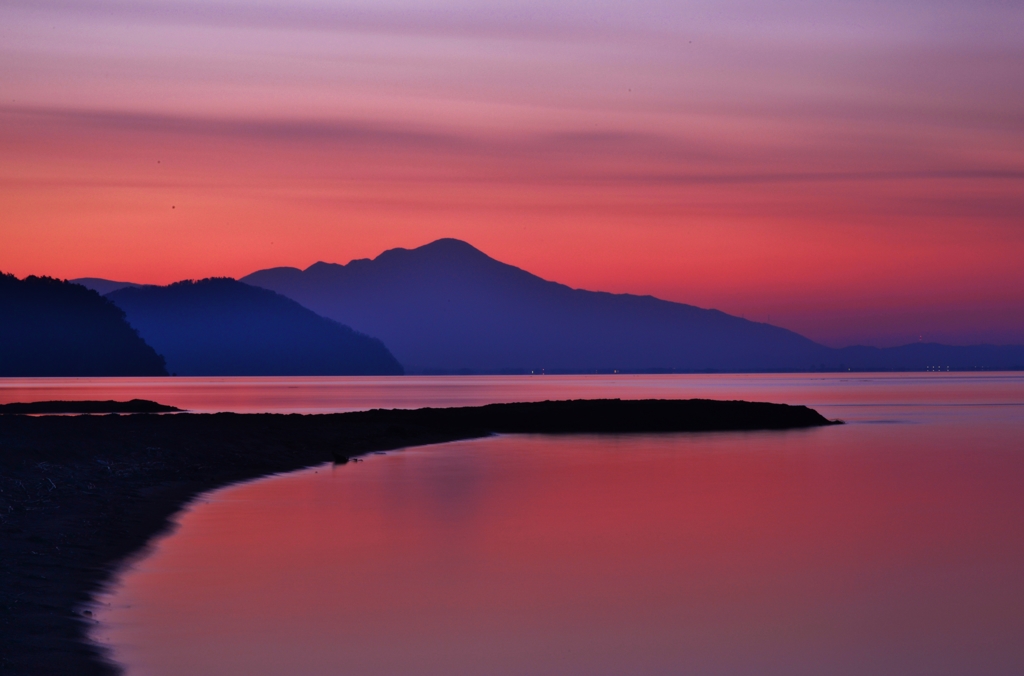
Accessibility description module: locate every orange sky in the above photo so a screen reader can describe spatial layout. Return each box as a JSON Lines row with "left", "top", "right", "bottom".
{"left": 1, "top": 0, "right": 1022, "bottom": 347}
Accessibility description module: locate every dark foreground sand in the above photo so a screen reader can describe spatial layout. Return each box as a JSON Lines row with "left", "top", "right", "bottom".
{"left": 0, "top": 399, "right": 838, "bottom": 675}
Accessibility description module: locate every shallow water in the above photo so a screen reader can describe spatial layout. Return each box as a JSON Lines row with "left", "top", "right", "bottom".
{"left": 89, "top": 374, "right": 1024, "bottom": 675}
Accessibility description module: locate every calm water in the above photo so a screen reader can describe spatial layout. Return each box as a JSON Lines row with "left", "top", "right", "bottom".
{"left": 2, "top": 373, "right": 1022, "bottom": 413}
{"left": 80, "top": 374, "right": 1024, "bottom": 675}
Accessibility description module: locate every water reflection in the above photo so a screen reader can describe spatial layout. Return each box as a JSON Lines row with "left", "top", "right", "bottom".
{"left": 94, "top": 393, "right": 1024, "bottom": 675}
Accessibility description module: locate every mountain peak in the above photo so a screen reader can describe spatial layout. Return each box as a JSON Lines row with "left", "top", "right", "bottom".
{"left": 377, "top": 238, "right": 492, "bottom": 263}
{"left": 241, "top": 240, "right": 1024, "bottom": 373}
{"left": 418, "top": 238, "right": 484, "bottom": 254}
{"left": 243, "top": 243, "right": 829, "bottom": 373}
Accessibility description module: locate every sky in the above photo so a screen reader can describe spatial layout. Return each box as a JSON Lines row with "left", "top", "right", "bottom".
{"left": 1, "top": 0, "right": 1022, "bottom": 347}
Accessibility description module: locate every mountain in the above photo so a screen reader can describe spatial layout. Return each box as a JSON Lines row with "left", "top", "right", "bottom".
{"left": 106, "top": 278, "right": 403, "bottom": 376}
{"left": 72, "top": 277, "right": 141, "bottom": 296}
{"left": 242, "top": 239, "right": 1024, "bottom": 373}
{"left": 241, "top": 239, "right": 835, "bottom": 373}
{"left": 0, "top": 273, "right": 167, "bottom": 376}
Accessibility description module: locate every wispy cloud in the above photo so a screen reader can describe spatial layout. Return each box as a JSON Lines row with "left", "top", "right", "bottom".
{"left": 4, "top": 105, "right": 1022, "bottom": 188}
{"left": 0, "top": 0, "right": 615, "bottom": 41}
{"left": 4, "top": 0, "right": 1022, "bottom": 47}
{"left": 1, "top": 105, "right": 469, "bottom": 149}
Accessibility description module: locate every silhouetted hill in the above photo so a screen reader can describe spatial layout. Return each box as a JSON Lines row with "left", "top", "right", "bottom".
{"left": 241, "top": 239, "right": 836, "bottom": 373}
{"left": 0, "top": 273, "right": 167, "bottom": 376}
{"left": 242, "top": 239, "right": 1024, "bottom": 373}
{"left": 106, "top": 278, "right": 403, "bottom": 376}
{"left": 834, "top": 343, "right": 1024, "bottom": 371}
{"left": 72, "top": 278, "right": 141, "bottom": 296}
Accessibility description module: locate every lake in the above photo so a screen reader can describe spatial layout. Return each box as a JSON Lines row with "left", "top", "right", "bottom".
{"left": 1, "top": 372, "right": 1021, "bottom": 413}
{"left": 56, "top": 373, "right": 1024, "bottom": 675}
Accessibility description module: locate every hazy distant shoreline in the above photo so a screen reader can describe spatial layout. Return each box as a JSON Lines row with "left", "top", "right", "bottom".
{"left": 0, "top": 399, "right": 835, "bottom": 674}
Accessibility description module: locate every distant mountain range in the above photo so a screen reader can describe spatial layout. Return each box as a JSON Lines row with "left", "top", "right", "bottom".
{"left": 71, "top": 277, "right": 140, "bottom": 296}
{"left": 0, "top": 273, "right": 167, "bottom": 376}
{"left": 65, "top": 239, "right": 1024, "bottom": 375}
{"left": 240, "top": 239, "right": 1024, "bottom": 373}
{"left": 104, "top": 278, "right": 403, "bottom": 376}
{"left": 832, "top": 343, "right": 1024, "bottom": 372}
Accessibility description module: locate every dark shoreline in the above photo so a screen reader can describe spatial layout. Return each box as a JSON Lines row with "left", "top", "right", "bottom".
{"left": 0, "top": 399, "right": 838, "bottom": 675}
{"left": 0, "top": 400, "right": 181, "bottom": 415}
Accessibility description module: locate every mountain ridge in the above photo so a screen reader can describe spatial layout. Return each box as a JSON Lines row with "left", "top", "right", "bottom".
{"left": 72, "top": 277, "right": 141, "bottom": 296}
{"left": 0, "top": 273, "right": 167, "bottom": 376}
{"left": 107, "top": 278, "right": 403, "bottom": 376}
{"left": 241, "top": 240, "right": 831, "bottom": 373}
{"left": 241, "top": 239, "right": 1024, "bottom": 373}
{"left": 74, "top": 240, "right": 1024, "bottom": 373}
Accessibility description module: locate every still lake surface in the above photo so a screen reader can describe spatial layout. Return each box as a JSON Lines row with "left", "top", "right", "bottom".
{"left": 10, "top": 374, "right": 1017, "bottom": 675}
